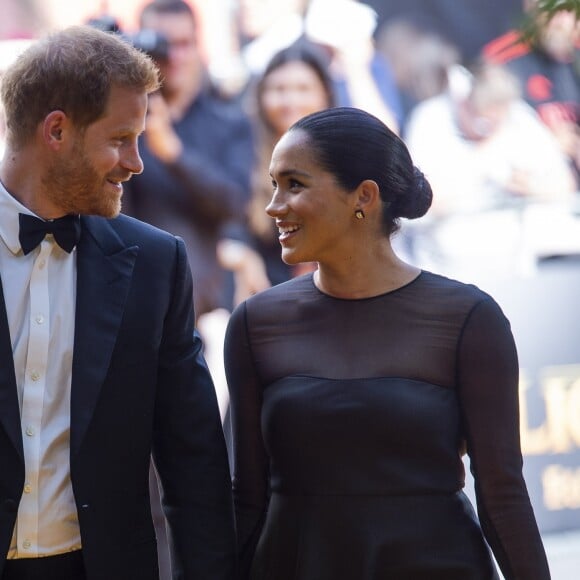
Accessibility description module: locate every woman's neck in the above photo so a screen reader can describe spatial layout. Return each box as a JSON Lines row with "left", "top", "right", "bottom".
{"left": 313, "top": 241, "right": 420, "bottom": 299}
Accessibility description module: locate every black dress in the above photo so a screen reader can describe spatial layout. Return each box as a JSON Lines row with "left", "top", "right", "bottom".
{"left": 224, "top": 271, "right": 550, "bottom": 580}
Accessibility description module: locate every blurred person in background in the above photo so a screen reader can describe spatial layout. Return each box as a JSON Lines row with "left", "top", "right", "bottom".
{"left": 302, "top": 0, "right": 402, "bottom": 132}
{"left": 235, "top": 0, "right": 311, "bottom": 77}
{"left": 404, "top": 61, "right": 577, "bottom": 282}
{"left": 230, "top": 0, "right": 402, "bottom": 132}
{"left": 121, "top": 0, "right": 255, "bottom": 320}
{"left": 0, "top": 0, "right": 44, "bottom": 40}
{"left": 376, "top": 16, "right": 461, "bottom": 128}
{"left": 218, "top": 44, "right": 335, "bottom": 304}
{"left": 364, "top": 0, "right": 523, "bottom": 63}
{"left": 483, "top": 0, "right": 580, "bottom": 181}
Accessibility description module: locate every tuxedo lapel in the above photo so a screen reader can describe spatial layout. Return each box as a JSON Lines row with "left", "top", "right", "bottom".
{"left": 0, "top": 277, "right": 23, "bottom": 458}
{"left": 70, "top": 216, "right": 138, "bottom": 458}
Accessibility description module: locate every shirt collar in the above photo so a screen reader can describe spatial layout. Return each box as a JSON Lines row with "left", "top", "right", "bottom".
{"left": 0, "top": 180, "right": 38, "bottom": 255}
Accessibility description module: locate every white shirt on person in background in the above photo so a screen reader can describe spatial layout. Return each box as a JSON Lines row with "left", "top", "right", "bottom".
{"left": 402, "top": 92, "right": 576, "bottom": 282}
{"left": 0, "top": 182, "right": 81, "bottom": 558}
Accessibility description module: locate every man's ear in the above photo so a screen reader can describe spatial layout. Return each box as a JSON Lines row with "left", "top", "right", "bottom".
{"left": 355, "top": 179, "right": 380, "bottom": 214}
{"left": 42, "top": 110, "right": 68, "bottom": 148}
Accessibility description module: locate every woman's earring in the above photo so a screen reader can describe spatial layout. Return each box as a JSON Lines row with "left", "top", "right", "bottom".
{"left": 355, "top": 209, "right": 365, "bottom": 220}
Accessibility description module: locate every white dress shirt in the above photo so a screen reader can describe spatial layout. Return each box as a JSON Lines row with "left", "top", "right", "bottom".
{"left": 0, "top": 183, "right": 81, "bottom": 558}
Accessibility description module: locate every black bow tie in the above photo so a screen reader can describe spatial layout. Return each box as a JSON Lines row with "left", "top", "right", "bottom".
{"left": 18, "top": 213, "right": 81, "bottom": 255}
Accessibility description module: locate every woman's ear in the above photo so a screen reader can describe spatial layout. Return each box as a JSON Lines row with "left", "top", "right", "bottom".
{"left": 42, "top": 110, "right": 68, "bottom": 149}
{"left": 355, "top": 179, "right": 380, "bottom": 214}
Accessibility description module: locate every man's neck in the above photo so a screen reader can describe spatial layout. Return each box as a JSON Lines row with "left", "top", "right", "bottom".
{"left": 0, "top": 150, "right": 57, "bottom": 219}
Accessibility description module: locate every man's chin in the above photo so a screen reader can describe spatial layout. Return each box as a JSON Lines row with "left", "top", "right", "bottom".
{"left": 106, "top": 208, "right": 122, "bottom": 219}
{"left": 86, "top": 200, "right": 122, "bottom": 219}
{"left": 105, "top": 203, "right": 122, "bottom": 219}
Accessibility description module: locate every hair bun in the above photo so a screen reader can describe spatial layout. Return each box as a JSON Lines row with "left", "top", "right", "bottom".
{"left": 394, "top": 166, "right": 433, "bottom": 220}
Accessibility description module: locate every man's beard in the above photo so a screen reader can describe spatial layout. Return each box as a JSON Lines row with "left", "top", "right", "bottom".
{"left": 42, "top": 141, "right": 121, "bottom": 218}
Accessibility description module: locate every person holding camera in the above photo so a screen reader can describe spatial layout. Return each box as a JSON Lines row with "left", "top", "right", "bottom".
{"left": 122, "top": 0, "right": 255, "bottom": 320}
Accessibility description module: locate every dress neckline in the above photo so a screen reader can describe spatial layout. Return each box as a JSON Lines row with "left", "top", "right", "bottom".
{"left": 310, "top": 270, "right": 425, "bottom": 302}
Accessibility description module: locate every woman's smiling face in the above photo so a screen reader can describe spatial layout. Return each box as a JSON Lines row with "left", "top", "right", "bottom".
{"left": 266, "top": 129, "right": 356, "bottom": 266}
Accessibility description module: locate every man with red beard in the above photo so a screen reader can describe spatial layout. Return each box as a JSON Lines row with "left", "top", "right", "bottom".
{"left": 0, "top": 25, "right": 235, "bottom": 580}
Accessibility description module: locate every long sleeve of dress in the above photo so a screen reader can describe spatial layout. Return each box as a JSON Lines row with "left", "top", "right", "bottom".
{"left": 224, "top": 303, "right": 269, "bottom": 578}
{"left": 457, "top": 297, "right": 550, "bottom": 579}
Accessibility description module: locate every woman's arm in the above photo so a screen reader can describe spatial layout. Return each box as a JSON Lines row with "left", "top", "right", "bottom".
{"left": 457, "top": 297, "right": 550, "bottom": 579}
{"left": 224, "top": 302, "right": 271, "bottom": 578}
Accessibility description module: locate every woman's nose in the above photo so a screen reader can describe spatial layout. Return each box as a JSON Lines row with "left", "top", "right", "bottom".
{"left": 266, "top": 191, "right": 287, "bottom": 218}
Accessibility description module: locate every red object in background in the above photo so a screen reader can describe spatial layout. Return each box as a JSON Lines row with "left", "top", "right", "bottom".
{"left": 527, "top": 74, "right": 553, "bottom": 101}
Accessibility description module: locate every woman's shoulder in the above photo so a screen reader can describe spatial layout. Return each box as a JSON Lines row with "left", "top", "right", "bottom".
{"left": 251, "top": 273, "right": 314, "bottom": 303}
{"left": 231, "top": 273, "right": 315, "bottom": 319}
{"left": 417, "top": 270, "right": 497, "bottom": 309}
{"left": 410, "top": 272, "right": 512, "bottom": 337}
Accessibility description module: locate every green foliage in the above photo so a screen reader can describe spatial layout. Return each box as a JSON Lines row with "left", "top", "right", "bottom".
{"left": 535, "top": 0, "right": 580, "bottom": 16}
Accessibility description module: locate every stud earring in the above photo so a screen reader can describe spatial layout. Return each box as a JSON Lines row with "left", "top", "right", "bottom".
{"left": 355, "top": 209, "right": 365, "bottom": 220}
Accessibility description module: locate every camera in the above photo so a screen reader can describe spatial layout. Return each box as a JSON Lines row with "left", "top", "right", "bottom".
{"left": 86, "top": 15, "right": 170, "bottom": 62}
{"left": 125, "top": 30, "right": 169, "bottom": 62}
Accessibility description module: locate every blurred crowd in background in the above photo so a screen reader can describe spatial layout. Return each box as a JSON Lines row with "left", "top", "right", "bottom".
{"left": 1, "top": 0, "right": 578, "bottom": 292}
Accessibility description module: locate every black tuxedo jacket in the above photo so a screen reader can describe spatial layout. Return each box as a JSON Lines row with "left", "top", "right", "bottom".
{"left": 0, "top": 214, "right": 236, "bottom": 579}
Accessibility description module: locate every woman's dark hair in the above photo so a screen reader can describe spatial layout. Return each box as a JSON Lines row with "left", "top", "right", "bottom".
{"left": 290, "top": 107, "right": 432, "bottom": 234}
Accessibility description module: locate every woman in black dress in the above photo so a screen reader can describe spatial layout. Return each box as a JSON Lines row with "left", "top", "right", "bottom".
{"left": 224, "top": 107, "right": 550, "bottom": 579}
